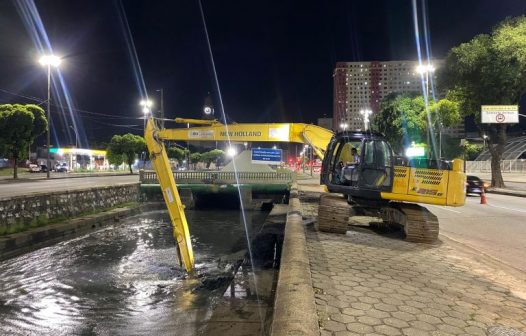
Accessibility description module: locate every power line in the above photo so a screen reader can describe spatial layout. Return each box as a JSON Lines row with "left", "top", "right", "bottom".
{"left": 0, "top": 87, "right": 142, "bottom": 120}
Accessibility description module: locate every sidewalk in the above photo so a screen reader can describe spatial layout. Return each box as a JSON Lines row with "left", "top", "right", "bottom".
{"left": 297, "top": 184, "right": 526, "bottom": 335}
{"left": 0, "top": 171, "right": 134, "bottom": 184}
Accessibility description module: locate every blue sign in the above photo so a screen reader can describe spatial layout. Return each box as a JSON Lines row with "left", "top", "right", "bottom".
{"left": 251, "top": 148, "right": 282, "bottom": 165}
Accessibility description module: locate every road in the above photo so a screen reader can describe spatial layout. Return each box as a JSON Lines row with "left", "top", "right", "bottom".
{"left": 428, "top": 193, "right": 526, "bottom": 273}
{"left": 0, "top": 175, "right": 139, "bottom": 199}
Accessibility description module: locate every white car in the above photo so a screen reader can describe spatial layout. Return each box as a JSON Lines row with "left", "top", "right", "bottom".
{"left": 28, "top": 164, "right": 41, "bottom": 173}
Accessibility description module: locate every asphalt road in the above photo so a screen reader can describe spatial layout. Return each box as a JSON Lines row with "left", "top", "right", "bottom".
{"left": 428, "top": 193, "right": 526, "bottom": 273}
{"left": 0, "top": 175, "right": 139, "bottom": 199}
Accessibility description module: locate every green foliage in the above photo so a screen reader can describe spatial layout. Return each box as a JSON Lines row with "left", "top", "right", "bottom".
{"left": 0, "top": 104, "right": 47, "bottom": 178}
{"left": 373, "top": 93, "right": 460, "bottom": 154}
{"left": 190, "top": 152, "right": 202, "bottom": 163}
{"left": 200, "top": 149, "right": 225, "bottom": 167}
{"left": 167, "top": 146, "right": 188, "bottom": 164}
{"left": 438, "top": 16, "right": 526, "bottom": 187}
{"left": 106, "top": 145, "right": 125, "bottom": 168}
{"left": 464, "top": 141, "right": 484, "bottom": 161}
{"left": 107, "top": 133, "right": 146, "bottom": 173}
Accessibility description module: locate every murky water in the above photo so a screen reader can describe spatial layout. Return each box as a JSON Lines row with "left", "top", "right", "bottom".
{"left": 0, "top": 209, "right": 271, "bottom": 336}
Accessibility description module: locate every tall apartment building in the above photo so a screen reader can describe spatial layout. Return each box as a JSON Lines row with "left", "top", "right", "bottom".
{"left": 332, "top": 60, "right": 463, "bottom": 137}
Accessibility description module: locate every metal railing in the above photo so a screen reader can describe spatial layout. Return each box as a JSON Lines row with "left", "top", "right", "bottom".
{"left": 140, "top": 170, "right": 293, "bottom": 184}
{"left": 466, "top": 160, "right": 526, "bottom": 173}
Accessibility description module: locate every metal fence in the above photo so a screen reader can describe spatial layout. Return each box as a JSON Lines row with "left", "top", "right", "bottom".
{"left": 467, "top": 160, "right": 526, "bottom": 173}
{"left": 140, "top": 170, "right": 294, "bottom": 184}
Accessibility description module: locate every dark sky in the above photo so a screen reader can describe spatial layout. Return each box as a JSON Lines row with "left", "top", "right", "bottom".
{"left": 0, "top": 0, "right": 525, "bottom": 146}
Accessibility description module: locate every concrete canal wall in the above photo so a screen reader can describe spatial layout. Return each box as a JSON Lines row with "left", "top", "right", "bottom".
{"left": 0, "top": 183, "right": 140, "bottom": 230}
{"left": 271, "top": 182, "right": 319, "bottom": 336}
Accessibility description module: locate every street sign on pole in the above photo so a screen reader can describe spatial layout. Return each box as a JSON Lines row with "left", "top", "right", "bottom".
{"left": 481, "top": 105, "right": 519, "bottom": 124}
{"left": 251, "top": 148, "right": 282, "bottom": 165}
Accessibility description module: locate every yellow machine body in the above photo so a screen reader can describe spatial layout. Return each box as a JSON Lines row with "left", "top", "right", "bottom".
{"left": 381, "top": 160, "right": 466, "bottom": 206}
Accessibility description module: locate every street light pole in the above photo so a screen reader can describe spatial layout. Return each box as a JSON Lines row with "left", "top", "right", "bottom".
{"left": 157, "top": 89, "right": 164, "bottom": 129}
{"left": 39, "top": 55, "right": 61, "bottom": 179}
{"left": 69, "top": 125, "right": 78, "bottom": 148}
{"left": 46, "top": 64, "right": 51, "bottom": 178}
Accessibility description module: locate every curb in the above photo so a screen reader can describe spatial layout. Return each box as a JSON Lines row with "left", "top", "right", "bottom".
{"left": 0, "top": 204, "right": 141, "bottom": 261}
{"left": 487, "top": 188, "right": 526, "bottom": 198}
{"left": 271, "top": 183, "right": 319, "bottom": 336}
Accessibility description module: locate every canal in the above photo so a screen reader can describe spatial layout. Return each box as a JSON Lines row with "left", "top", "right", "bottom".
{"left": 0, "top": 208, "right": 280, "bottom": 335}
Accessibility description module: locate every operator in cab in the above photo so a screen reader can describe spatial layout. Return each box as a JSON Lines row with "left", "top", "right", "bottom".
{"left": 341, "top": 147, "right": 360, "bottom": 185}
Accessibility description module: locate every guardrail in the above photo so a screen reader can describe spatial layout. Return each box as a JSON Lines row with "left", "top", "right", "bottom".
{"left": 467, "top": 160, "right": 526, "bottom": 173}
{"left": 140, "top": 170, "right": 293, "bottom": 184}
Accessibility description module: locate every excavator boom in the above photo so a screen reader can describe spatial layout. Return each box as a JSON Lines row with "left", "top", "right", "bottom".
{"left": 144, "top": 117, "right": 333, "bottom": 272}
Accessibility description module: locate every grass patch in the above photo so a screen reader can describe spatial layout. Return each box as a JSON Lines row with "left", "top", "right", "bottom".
{"left": 0, "top": 167, "right": 31, "bottom": 177}
{"left": 0, "top": 201, "right": 139, "bottom": 237}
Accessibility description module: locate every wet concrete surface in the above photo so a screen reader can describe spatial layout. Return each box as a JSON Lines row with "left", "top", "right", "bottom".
{"left": 0, "top": 208, "right": 281, "bottom": 336}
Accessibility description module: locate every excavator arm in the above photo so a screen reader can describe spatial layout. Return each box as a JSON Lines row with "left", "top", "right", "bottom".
{"left": 144, "top": 117, "right": 333, "bottom": 272}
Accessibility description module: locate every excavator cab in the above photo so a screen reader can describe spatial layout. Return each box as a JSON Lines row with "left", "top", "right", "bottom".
{"left": 321, "top": 131, "right": 394, "bottom": 202}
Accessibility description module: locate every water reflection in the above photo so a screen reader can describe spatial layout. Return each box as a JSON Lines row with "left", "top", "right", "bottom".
{"left": 0, "top": 209, "right": 269, "bottom": 335}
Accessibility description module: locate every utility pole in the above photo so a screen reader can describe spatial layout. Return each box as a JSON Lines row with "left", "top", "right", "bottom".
{"left": 157, "top": 88, "right": 164, "bottom": 128}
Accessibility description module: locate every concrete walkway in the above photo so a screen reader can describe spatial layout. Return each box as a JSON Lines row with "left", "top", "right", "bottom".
{"left": 297, "top": 186, "right": 526, "bottom": 335}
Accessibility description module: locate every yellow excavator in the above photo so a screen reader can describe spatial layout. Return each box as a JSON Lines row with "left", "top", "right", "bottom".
{"left": 144, "top": 117, "right": 466, "bottom": 272}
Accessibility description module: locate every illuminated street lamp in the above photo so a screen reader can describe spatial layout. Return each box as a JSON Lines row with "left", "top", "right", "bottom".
{"left": 227, "top": 147, "right": 237, "bottom": 157}
{"left": 483, "top": 134, "right": 489, "bottom": 150}
{"left": 359, "top": 109, "right": 372, "bottom": 131}
{"left": 39, "top": 54, "right": 62, "bottom": 179}
{"left": 140, "top": 99, "right": 153, "bottom": 130}
{"left": 416, "top": 63, "right": 436, "bottom": 150}
{"left": 339, "top": 123, "right": 348, "bottom": 131}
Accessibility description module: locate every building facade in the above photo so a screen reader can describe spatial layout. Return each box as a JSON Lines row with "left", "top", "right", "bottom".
{"left": 333, "top": 60, "right": 463, "bottom": 138}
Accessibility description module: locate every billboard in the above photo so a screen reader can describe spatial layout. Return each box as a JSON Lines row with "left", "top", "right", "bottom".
{"left": 481, "top": 105, "right": 519, "bottom": 124}
{"left": 251, "top": 148, "right": 282, "bottom": 165}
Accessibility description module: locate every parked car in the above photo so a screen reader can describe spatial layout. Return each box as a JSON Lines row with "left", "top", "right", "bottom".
{"left": 55, "top": 162, "right": 69, "bottom": 173}
{"left": 466, "top": 175, "right": 489, "bottom": 195}
{"left": 28, "top": 164, "right": 41, "bottom": 173}
{"left": 39, "top": 164, "right": 49, "bottom": 172}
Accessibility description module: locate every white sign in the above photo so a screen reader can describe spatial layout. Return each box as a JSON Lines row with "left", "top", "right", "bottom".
{"left": 188, "top": 130, "right": 214, "bottom": 139}
{"left": 481, "top": 105, "right": 519, "bottom": 124}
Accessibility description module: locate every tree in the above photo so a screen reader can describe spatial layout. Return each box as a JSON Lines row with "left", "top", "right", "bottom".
{"left": 167, "top": 146, "right": 188, "bottom": 165}
{"left": 107, "top": 133, "right": 146, "bottom": 174}
{"left": 190, "top": 152, "right": 202, "bottom": 168}
{"left": 106, "top": 146, "right": 125, "bottom": 169}
{"left": 438, "top": 16, "right": 526, "bottom": 187}
{"left": 0, "top": 104, "right": 47, "bottom": 179}
{"left": 200, "top": 149, "right": 225, "bottom": 168}
{"left": 373, "top": 93, "right": 460, "bottom": 156}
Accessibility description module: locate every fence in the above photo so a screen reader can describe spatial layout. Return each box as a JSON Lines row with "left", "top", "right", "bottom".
{"left": 466, "top": 160, "right": 526, "bottom": 173}
{"left": 140, "top": 170, "right": 294, "bottom": 184}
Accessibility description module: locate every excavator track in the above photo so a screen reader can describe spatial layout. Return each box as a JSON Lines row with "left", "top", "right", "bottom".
{"left": 317, "top": 194, "right": 439, "bottom": 243}
{"left": 381, "top": 203, "right": 439, "bottom": 243}
{"left": 317, "top": 193, "right": 354, "bottom": 234}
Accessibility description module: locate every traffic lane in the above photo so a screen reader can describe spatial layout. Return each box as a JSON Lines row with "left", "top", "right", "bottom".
{"left": 0, "top": 175, "right": 139, "bottom": 199}
{"left": 426, "top": 193, "right": 526, "bottom": 272}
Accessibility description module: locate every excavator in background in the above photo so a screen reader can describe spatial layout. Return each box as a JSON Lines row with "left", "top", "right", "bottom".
{"left": 144, "top": 117, "right": 466, "bottom": 272}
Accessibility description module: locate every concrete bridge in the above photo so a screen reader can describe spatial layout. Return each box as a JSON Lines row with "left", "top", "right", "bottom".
{"left": 139, "top": 170, "right": 294, "bottom": 185}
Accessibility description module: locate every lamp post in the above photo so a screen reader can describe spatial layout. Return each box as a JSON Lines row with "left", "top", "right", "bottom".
{"left": 140, "top": 99, "right": 153, "bottom": 131}
{"left": 156, "top": 89, "right": 164, "bottom": 128}
{"left": 483, "top": 134, "right": 488, "bottom": 150}
{"left": 39, "top": 55, "right": 62, "bottom": 179}
{"left": 69, "top": 125, "right": 78, "bottom": 148}
{"left": 359, "top": 109, "right": 372, "bottom": 131}
{"left": 416, "top": 63, "right": 436, "bottom": 151}
{"left": 339, "top": 123, "right": 348, "bottom": 131}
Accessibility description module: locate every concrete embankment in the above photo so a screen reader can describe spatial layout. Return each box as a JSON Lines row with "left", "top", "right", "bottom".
{"left": 0, "top": 203, "right": 142, "bottom": 260}
{"left": 0, "top": 183, "right": 142, "bottom": 259}
{"left": 0, "top": 183, "right": 140, "bottom": 228}
{"left": 271, "top": 182, "right": 319, "bottom": 336}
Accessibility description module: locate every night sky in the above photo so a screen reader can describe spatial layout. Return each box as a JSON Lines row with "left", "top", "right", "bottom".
{"left": 0, "top": 0, "right": 525, "bottom": 147}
